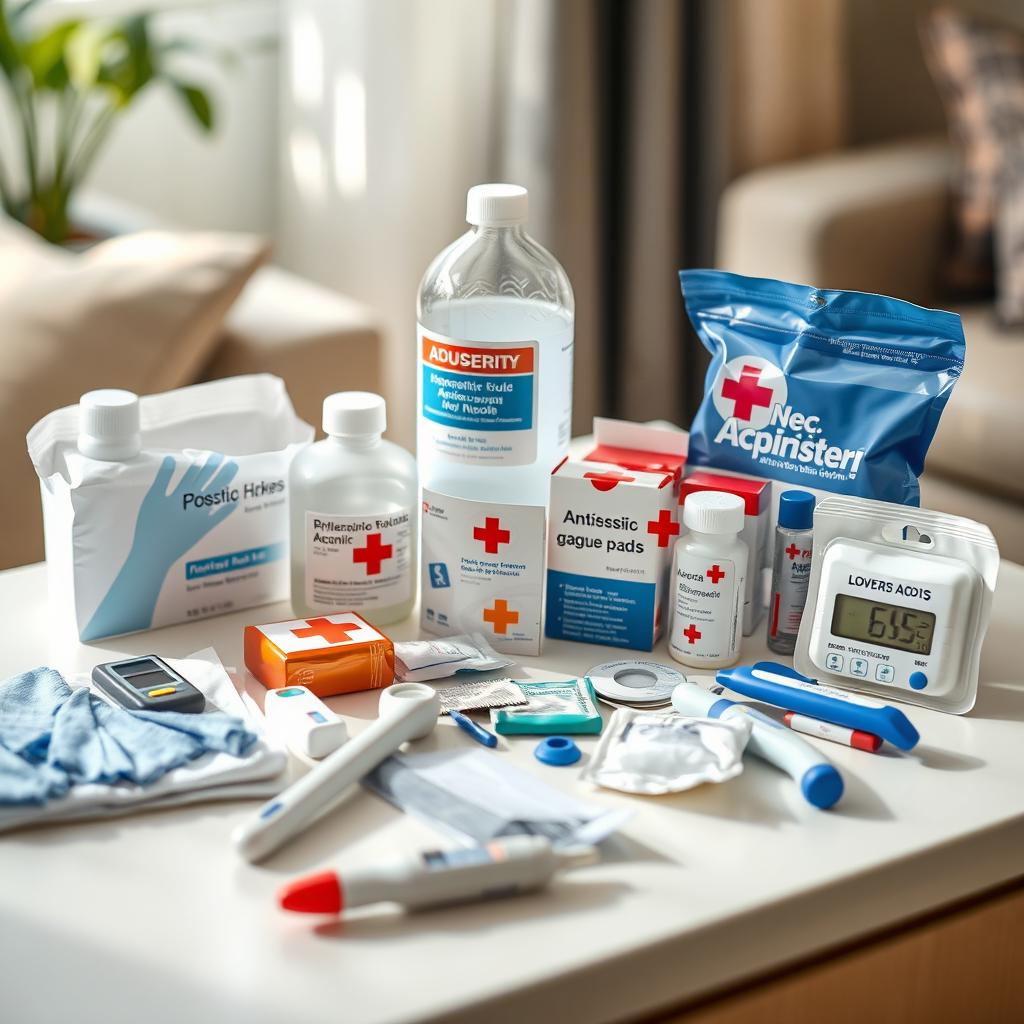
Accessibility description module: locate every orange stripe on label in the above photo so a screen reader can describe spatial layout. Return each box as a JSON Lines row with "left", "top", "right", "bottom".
{"left": 422, "top": 337, "right": 534, "bottom": 375}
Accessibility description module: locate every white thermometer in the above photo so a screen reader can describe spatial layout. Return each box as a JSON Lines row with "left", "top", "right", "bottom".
{"left": 233, "top": 682, "right": 441, "bottom": 863}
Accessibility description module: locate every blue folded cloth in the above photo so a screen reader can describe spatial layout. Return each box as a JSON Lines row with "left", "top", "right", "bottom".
{"left": 0, "top": 666, "right": 259, "bottom": 806}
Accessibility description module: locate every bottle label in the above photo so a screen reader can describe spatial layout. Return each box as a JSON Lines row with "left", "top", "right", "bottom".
{"left": 418, "top": 327, "right": 539, "bottom": 466}
{"left": 305, "top": 509, "right": 413, "bottom": 611}
{"left": 669, "top": 553, "right": 743, "bottom": 663}
{"left": 769, "top": 536, "right": 812, "bottom": 638}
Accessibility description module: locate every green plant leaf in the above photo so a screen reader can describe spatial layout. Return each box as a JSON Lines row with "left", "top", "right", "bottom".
{"left": 21, "top": 20, "right": 79, "bottom": 90}
{"left": 172, "top": 79, "right": 214, "bottom": 131}
{"left": 0, "top": 1, "right": 24, "bottom": 78}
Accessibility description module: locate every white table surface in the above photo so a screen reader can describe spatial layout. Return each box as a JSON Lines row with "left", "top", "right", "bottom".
{"left": 1, "top": 559, "right": 1023, "bottom": 1024}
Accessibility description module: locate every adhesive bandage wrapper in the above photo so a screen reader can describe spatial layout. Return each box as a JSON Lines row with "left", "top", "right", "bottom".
{"left": 581, "top": 709, "right": 751, "bottom": 795}
{"left": 394, "top": 633, "right": 513, "bottom": 682}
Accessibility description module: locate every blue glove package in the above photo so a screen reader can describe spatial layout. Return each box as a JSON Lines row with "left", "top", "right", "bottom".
{"left": 679, "top": 270, "right": 965, "bottom": 505}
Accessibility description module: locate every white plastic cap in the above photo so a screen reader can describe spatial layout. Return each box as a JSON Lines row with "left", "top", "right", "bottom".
{"left": 466, "top": 183, "right": 528, "bottom": 226}
{"left": 77, "top": 389, "right": 141, "bottom": 460}
{"left": 322, "top": 391, "right": 386, "bottom": 437}
{"left": 682, "top": 491, "right": 745, "bottom": 535}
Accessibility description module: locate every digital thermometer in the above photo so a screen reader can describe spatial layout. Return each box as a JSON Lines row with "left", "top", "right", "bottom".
{"left": 799, "top": 538, "right": 982, "bottom": 702}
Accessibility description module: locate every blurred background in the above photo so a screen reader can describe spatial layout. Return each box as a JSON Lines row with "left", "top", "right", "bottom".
{"left": 2, "top": 0, "right": 1023, "bottom": 569}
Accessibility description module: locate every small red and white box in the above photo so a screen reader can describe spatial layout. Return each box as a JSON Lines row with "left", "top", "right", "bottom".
{"left": 679, "top": 470, "right": 770, "bottom": 635}
{"left": 546, "top": 420, "right": 687, "bottom": 650}
{"left": 244, "top": 611, "right": 395, "bottom": 697}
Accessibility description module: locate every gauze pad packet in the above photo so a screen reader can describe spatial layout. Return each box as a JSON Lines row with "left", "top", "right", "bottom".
{"left": 490, "top": 678, "right": 603, "bottom": 735}
{"left": 28, "top": 375, "right": 313, "bottom": 641}
{"left": 581, "top": 709, "right": 751, "bottom": 795}
{"left": 393, "top": 633, "right": 513, "bottom": 682}
{"left": 679, "top": 270, "right": 965, "bottom": 506}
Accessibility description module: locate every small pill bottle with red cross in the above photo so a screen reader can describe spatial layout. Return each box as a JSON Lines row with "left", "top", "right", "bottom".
{"left": 290, "top": 392, "right": 417, "bottom": 627}
{"left": 668, "top": 491, "right": 748, "bottom": 669}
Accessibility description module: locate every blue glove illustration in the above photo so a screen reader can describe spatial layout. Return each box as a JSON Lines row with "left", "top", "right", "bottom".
{"left": 83, "top": 452, "right": 240, "bottom": 641}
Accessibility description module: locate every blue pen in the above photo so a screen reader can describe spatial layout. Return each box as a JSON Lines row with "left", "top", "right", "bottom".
{"left": 447, "top": 709, "right": 498, "bottom": 748}
{"left": 717, "top": 662, "right": 920, "bottom": 751}
{"left": 672, "top": 681, "right": 843, "bottom": 810}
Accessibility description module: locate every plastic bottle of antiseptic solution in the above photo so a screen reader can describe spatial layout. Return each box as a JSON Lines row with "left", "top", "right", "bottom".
{"left": 668, "top": 492, "right": 748, "bottom": 669}
{"left": 290, "top": 392, "right": 417, "bottom": 627}
{"left": 766, "top": 489, "right": 816, "bottom": 654}
{"left": 417, "top": 183, "right": 574, "bottom": 506}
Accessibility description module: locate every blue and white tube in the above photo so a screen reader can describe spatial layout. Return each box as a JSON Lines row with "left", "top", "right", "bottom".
{"left": 671, "top": 682, "right": 844, "bottom": 809}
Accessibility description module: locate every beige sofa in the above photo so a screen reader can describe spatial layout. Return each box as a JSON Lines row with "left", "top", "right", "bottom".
{"left": 717, "top": 136, "right": 1024, "bottom": 564}
{"left": 5, "top": 196, "right": 382, "bottom": 569}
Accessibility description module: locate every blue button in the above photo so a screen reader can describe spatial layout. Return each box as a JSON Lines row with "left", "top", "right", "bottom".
{"left": 909, "top": 671, "right": 928, "bottom": 690}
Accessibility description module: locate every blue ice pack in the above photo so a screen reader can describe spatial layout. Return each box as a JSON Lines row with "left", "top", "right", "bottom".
{"left": 679, "top": 270, "right": 965, "bottom": 506}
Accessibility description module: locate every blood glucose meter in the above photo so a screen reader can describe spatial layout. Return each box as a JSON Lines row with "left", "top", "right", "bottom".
{"left": 794, "top": 496, "right": 999, "bottom": 714}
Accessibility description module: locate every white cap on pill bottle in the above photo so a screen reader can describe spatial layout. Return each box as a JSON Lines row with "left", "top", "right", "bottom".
{"left": 682, "top": 491, "right": 744, "bottom": 535}
{"left": 466, "top": 184, "right": 528, "bottom": 227}
{"left": 322, "top": 391, "right": 386, "bottom": 438}
{"left": 78, "top": 389, "right": 141, "bottom": 461}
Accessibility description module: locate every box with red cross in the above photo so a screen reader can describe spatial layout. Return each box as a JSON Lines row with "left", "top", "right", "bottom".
{"left": 546, "top": 420, "right": 687, "bottom": 651}
{"left": 420, "top": 488, "right": 546, "bottom": 656}
{"left": 679, "top": 470, "right": 770, "bottom": 636}
{"left": 244, "top": 611, "right": 395, "bottom": 697}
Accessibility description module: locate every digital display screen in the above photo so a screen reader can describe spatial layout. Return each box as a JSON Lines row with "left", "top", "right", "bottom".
{"left": 116, "top": 658, "right": 175, "bottom": 692}
{"left": 830, "top": 593, "right": 936, "bottom": 655}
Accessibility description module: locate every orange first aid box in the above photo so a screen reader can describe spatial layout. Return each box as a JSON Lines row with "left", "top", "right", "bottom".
{"left": 244, "top": 611, "right": 394, "bottom": 697}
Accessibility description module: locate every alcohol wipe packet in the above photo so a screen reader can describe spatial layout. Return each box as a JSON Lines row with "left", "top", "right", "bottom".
{"left": 28, "top": 375, "right": 313, "bottom": 641}
{"left": 679, "top": 270, "right": 966, "bottom": 506}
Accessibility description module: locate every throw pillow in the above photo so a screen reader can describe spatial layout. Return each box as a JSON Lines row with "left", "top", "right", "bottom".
{"left": 0, "top": 218, "right": 269, "bottom": 569}
{"left": 921, "top": 7, "right": 1024, "bottom": 306}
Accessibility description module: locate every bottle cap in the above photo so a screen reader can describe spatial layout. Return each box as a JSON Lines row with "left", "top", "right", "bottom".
{"left": 78, "top": 389, "right": 141, "bottom": 460}
{"left": 322, "top": 392, "right": 386, "bottom": 437}
{"left": 466, "top": 183, "right": 528, "bottom": 226}
{"left": 682, "top": 491, "right": 744, "bottom": 535}
{"left": 778, "top": 490, "right": 815, "bottom": 530}
{"left": 534, "top": 736, "right": 582, "bottom": 767}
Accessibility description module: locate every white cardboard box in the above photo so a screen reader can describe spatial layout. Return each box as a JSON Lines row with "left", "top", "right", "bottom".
{"left": 420, "top": 489, "right": 546, "bottom": 656}
{"left": 545, "top": 421, "right": 687, "bottom": 651}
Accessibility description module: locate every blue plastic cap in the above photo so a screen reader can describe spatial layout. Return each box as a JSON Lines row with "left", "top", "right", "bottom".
{"left": 535, "top": 736, "right": 582, "bottom": 767}
{"left": 801, "top": 764, "right": 844, "bottom": 809}
{"left": 778, "top": 490, "right": 815, "bottom": 530}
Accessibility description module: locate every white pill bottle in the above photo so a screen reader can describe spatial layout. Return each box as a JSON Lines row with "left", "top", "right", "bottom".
{"left": 289, "top": 392, "right": 417, "bottom": 626}
{"left": 668, "top": 492, "right": 748, "bottom": 669}
{"left": 416, "top": 184, "right": 574, "bottom": 506}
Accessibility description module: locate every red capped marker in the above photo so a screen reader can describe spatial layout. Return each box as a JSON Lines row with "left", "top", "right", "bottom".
{"left": 783, "top": 711, "right": 883, "bottom": 752}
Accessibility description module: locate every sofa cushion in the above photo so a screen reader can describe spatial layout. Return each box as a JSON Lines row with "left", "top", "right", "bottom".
{"left": 0, "top": 218, "right": 268, "bottom": 569}
{"left": 926, "top": 303, "right": 1024, "bottom": 501}
{"left": 921, "top": 7, "right": 1024, "bottom": 307}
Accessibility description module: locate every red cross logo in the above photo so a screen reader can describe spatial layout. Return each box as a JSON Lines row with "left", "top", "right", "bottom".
{"left": 473, "top": 516, "right": 511, "bottom": 554}
{"left": 647, "top": 509, "right": 680, "bottom": 547}
{"left": 291, "top": 617, "right": 363, "bottom": 645}
{"left": 482, "top": 599, "right": 519, "bottom": 634}
{"left": 583, "top": 469, "right": 635, "bottom": 492}
{"left": 353, "top": 532, "right": 393, "bottom": 575}
{"left": 706, "top": 564, "right": 726, "bottom": 584}
{"left": 721, "top": 364, "right": 774, "bottom": 421}
{"left": 785, "top": 543, "right": 800, "bottom": 560}
{"left": 682, "top": 623, "right": 702, "bottom": 644}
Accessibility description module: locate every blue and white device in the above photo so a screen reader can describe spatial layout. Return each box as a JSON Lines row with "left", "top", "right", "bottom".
{"left": 798, "top": 539, "right": 982, "bottom": 702}
{"left": 718, "top": 663, "right": 919, "bottom": 751}
{"left": 671, "top": 681, "right": 843, "bottom": 810}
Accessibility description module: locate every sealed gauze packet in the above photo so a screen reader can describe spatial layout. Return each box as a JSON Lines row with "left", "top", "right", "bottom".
{"left": 28, "top": 375, "right": 313, "bottom": 641}
{"left": 394, "top": 633, "right": 513, "bottom": 682}
{"left": 679, "top": 270, "right": 965, "bottom": 506}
